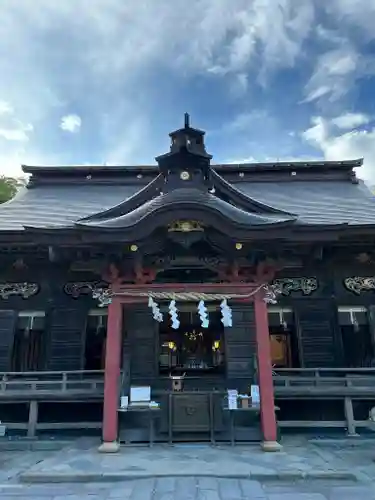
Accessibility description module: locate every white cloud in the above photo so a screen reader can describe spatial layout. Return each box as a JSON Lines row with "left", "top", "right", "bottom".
{"left": 225, "top": 156, "right": 257, "bottom": 165}
{"left": 304, "top": 47, "right": 359, "bottom": 103}
{"left": 0, "top": 0, "right": 318, "bottom": 172}
{"left": 302, "top": 114, "right": 375, "bottom": 183}
{"left": 60, "top": 114, "right": 81, "bottom": 133}
{"left": 0, "top": 1, "right": 374, "bottom": 176}
{"left": 304, "top": 2, "right": 375, "bottom": 105}
{"left": 0, "top": 101, "right": 13, "bottom": 115}
{"left": 324, "top": 0, "right": 375, "bottom": 41}
{"left": 0, "top": 98, "right": 34, "bottom": 145}
{"left": 0, "top": 1, "right": 315, "bottom": 87}
{"left": 301, "top": 116, "right": 328, "bottom": 145}
{"left": 331, "top": 112, "right": 371, "bottom": 130}
{"left": 0, "top": 126, "right": 32, "bottom": 142}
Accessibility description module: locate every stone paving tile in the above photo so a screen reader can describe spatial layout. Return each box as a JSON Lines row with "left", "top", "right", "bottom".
{"left": 197, "top": 477, "right": 218, "bottom": 490}
{"left": 153, "top": 494, "right": 175, "bottom": 500}
{"left": 20, "top": 438, "right": 359, "bottom": 482}
{"left": 328, "top": 485, "right": 375, "bottom": 500}
{"left": 5, "top": 435, "right": 375, "bottom": 488}
{"left": 240, "top": 479, "right": 267, "bottom": 498}
{"left": 217, "top": 478, "right": 243, "bottom": 499}
{"left": 196, "top": 491, "right": 221, "bottom": 500}
{"left": 127, "top": 478, "right": 155, "bottom": 500}
{"left": 267, "top": 494, "right": 327, "bottom": 500}
{"left": 3, "top": 478, "right": 375, "bottom": 499}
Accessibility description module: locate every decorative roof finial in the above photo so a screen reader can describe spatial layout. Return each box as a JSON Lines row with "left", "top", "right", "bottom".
{"left": 184, "top": 112, "right": 190, "bottom": 129}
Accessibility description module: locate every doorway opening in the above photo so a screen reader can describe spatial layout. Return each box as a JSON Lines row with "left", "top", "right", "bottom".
{"left": 158, "top": 304, "right": 225, "bottom": 375}
{"left": 11, "top": 311, "right": 46, "bottom": 371}
{"left": 268, "top": 306, "right": 300, "bottom": 368}
{"left": 338, "top": 306, "right": 374, "bottom": 367}
{"left": 84, "top": 309, "right": 108, "bottom": 370}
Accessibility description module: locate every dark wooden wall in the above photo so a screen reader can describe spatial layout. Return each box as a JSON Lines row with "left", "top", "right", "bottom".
{"left": 0, "top": 263, "right": 98, "bottom": 371}
{"left": 275, "top": 260, "right": 375, "bottom": 368}
{"left": 124, "top": 304, "right": 157, "bottom": 384}
{"left": 292, "top": 299, "right": 338, "bottom": 367}
{"left": 0, "top": 254, "right": 375, "bottom": 373}
{"left": 225, "top": 304, "right": 255, "bottom": 389}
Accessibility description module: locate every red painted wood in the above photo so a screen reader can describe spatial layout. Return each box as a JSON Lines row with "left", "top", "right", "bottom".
{"left": 254, "top": 291, "right": 278, "bottom": 443}
{"left": 102, "top": 298, "right": 122, "bottom": 444}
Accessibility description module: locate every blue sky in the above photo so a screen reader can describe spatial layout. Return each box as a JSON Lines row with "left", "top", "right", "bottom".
{"left": 1, "top": 0, "right": 375, "bottom": 183}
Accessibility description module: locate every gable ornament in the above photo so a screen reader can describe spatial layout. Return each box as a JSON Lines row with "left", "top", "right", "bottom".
{"left": 272, "top": 277, "right": 318, "bottom": 296}
{"left": 0, "top": 282, "right": 39, "bottom": 300}
{"left": 344, "top": 277, "right": 375, "bottom": 295}
{"left": 63, "top": 281, "right": 112, "bottom": 307}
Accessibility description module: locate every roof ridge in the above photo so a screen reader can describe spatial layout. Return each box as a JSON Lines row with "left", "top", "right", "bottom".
{"left": 22, "top": 158, "right": 363, "bottom": 175}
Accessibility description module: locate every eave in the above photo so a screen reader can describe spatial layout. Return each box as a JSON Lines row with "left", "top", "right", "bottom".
{"left": 21, "top": 158, "right": 363, "bottom": 176}
{"left": 15, "top": 221, "right": 375, "bottom": 247}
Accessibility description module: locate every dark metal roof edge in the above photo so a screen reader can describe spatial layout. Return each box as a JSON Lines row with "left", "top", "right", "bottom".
{"left": 22, "top": 158, "right": 363, "bottom": 176}
{"left": 78, "top": 174, "right": 164, "bottom": 223}
{"left": 210, "top": 168, "right": 297, "bottom": 217}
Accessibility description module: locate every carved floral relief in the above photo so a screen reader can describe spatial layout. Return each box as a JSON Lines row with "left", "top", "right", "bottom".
{"left": 272, "top": 277, "right": 318, "bottom": 296}
{"left": 344, "top": 277, "right": 375, "bottom": 295}
{"left": 0, "top": 282, "right": 39, "bottom": 299}
{"left": 63, "top": 281, "right": 111, "bottom": 307}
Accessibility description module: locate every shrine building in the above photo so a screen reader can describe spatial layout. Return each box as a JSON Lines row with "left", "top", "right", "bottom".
{"left": 0, "top": 114, "right": 374, "bottom": 450}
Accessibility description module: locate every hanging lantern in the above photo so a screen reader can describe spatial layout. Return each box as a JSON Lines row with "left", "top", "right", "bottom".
{"left": 197, "top": 300, "right": 209, "bottom": 328}
{"left": 169, "top": 300, "right": 180, "bottom": 330}
{"left": 148, "top": 296, "right": 163, "bottom": 323}
{"left": 220, "top": 299, "right": 232, "bottom": 327}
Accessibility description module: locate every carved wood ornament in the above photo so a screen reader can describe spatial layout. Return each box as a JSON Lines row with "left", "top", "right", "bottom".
{"left": 0, "top": 282, "right": 39, "bottom": 299}
{"left": 344, "top": 277, "right": 375, "bottom": 295}
{"left": 63, "top": 281, "right": 108, "bottom": 298}
{"left": 272, "top": 277, "right": 318, "bottom": 296}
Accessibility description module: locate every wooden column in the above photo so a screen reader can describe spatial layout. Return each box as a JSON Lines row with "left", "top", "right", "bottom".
{"left": 253, "top": 290, "right": 282, "bottom": 451}
{"left": 98, "top": 298, "right": 122, "bottom": 453}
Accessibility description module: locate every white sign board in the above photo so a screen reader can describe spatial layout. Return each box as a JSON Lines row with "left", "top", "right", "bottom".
{"left": 251, "top": 385, "right": 260, "bottom": 405}
{"left": 227, "top": 389, "right": 238, "bottom": 409}
{"left": 120, "top": 396, "right": 129, "bottom": 408}
{"left": 130, "top": 386, "right": 151, "bottom": 403}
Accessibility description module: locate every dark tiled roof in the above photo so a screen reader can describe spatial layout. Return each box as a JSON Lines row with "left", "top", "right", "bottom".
{"left": 236, "top": 179, "right": 375, "bottom": 225}
{"left": 78, "top": 187, "right": 295, "bottom": 230}
{"left": 0, "top": 184, "right": 139, "bottom": 230}
{"left": 0, "top": 162, "right": 374, "bottom": 231}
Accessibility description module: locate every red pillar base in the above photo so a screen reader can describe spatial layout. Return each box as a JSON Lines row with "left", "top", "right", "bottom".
{"left": 261, "top": 440, "right": 282, "bottom": 452}
{"left": 98, "top": 441, "right": 120, "bottom": 453}
{"left": 253, "top": 291, "right": 282, "bottom": 452}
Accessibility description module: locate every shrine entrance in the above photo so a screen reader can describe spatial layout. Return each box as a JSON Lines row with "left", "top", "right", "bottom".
{"left": 98, "top": 281, "right": 281, "bottom": 452}
{"left": 158, "top": 304, "right": 225, "bottom": 376}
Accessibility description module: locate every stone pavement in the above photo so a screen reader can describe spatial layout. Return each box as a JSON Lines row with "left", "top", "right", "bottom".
{"left": 15, "top": 436, "right": 375, "bottom": 483}
{"left": 1, "top": 477, "right": 375, "bottom": 499}
{"left": 0, "top": 450, "right": 52, "bottom": 483}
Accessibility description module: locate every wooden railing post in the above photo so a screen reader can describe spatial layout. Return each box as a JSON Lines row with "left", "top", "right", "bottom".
{"left": 62, "top": 372, "right": 67, "bottom": 392}
{"left": 27, "top": 401, "right": 39, "bottom": 438}
{"left": 1, "top": 374, "right": 7, "bottom": 392}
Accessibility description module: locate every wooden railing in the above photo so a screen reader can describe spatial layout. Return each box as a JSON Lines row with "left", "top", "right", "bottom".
{"left": 0, "top": 370, "right": 105, "bottom": 398}
{"left": 273, "top": 368, "right": 375, "bottom": 434}
{"left": 273, "top": 367, "right": 375, "bottom": 395}
{"left": 0, "top": 368, "right": 374, "bottom": 437}
{"left": 0, "top": 367, "right": 374, "bottom": 396}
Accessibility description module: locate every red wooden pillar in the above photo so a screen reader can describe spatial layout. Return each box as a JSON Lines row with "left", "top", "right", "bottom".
{"left": 98, "top": 298, "right": 122, "bottom": 453}
{"left": 253, "top": 290, "right": 282, "bottom": 451}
